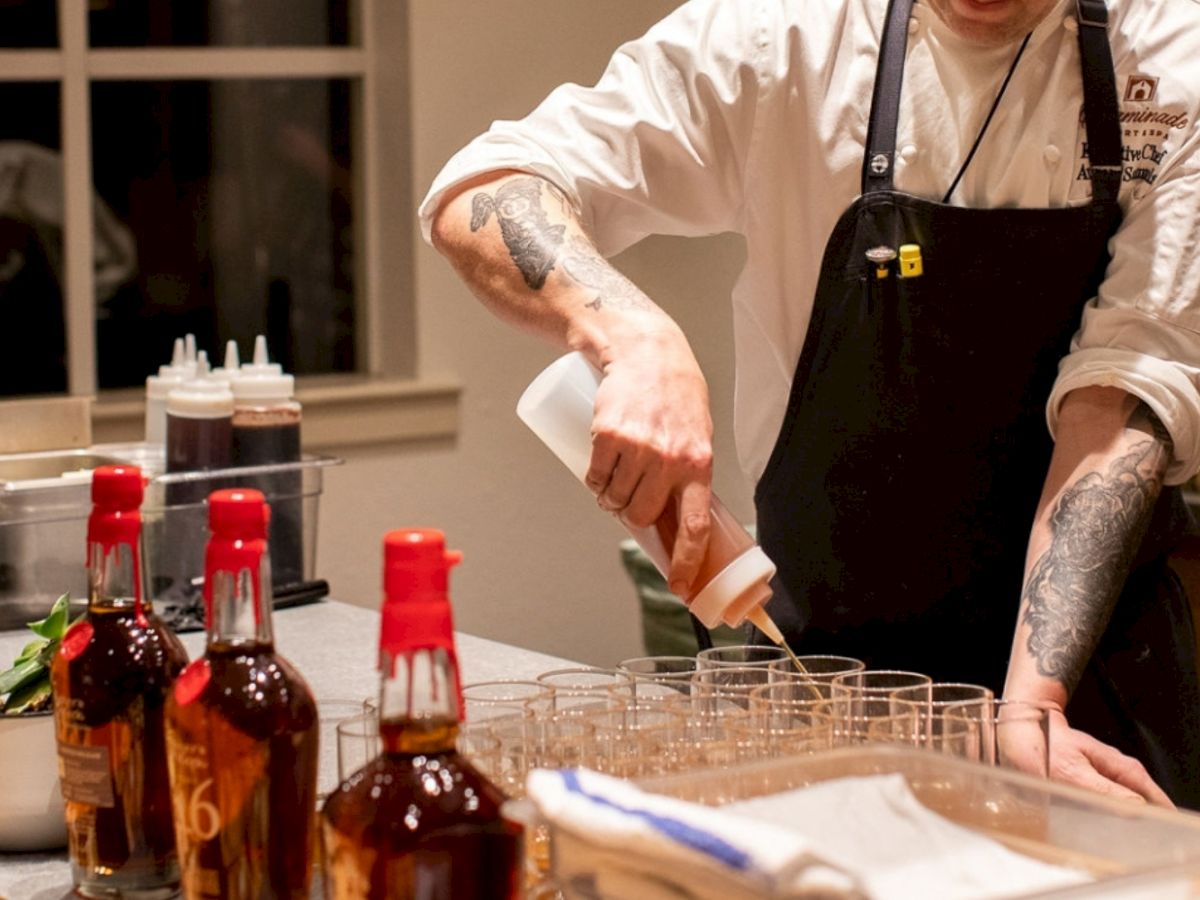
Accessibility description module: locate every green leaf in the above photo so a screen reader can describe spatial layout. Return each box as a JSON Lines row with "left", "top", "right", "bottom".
{"left": 27, "top": 593, "right": 71, "bottom": 640}
{"left": 2, "top": 677, "right": 52, "bottom": 715}
{"left": 0, "top": 656, "right": 47, "bottom": 696}
{"left": 14, "top": 638, "right": 49, "bottom": 666}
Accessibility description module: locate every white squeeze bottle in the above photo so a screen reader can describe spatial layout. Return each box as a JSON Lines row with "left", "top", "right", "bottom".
{"left": 517, "top": 352, "right": 794, "bottom": 646}
{"left": 144, "top": 336, "right": 197, "bottom": 445}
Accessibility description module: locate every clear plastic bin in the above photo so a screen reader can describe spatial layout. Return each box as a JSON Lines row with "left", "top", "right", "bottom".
{"left": 0, "top": 450, "right": 131, "bottom": 629}
{"left": 528, "top": 746, "right": 1200, "bottom": 898}
{"left": 0, "top": 445, "right": 340, "bottom": 631}
{"left": 141, "top": 454, "right": 340, "bottom": 630}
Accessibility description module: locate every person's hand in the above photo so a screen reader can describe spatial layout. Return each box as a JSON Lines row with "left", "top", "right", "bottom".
{"left": 1045, "top": 708, "right": 1174, "bottom": 808}
{"left": 584, "top": 329, "right": 713, "bottom": 597}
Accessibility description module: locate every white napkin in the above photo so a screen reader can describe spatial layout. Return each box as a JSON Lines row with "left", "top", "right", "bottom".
{"left": 526, "top": 767, "right": 865, "bottom": 899}
{"left": 526, "top": 768, "right": 1107, "bottom": 900}
{"left": 728, "top": 774, "right": 1093, "bottom": 899}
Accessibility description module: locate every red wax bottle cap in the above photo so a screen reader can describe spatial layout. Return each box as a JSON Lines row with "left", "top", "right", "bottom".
{"left": 209, "top": 488, "right": 270, "bottom": 540}
{"left": 87, "top": 465, "right": 144, "bottom": 554}
{"left": 204, "top": 489, "right": 270, "bottom": 615}
{"left": 383, "top": 528, "right": 463, "bottom": 602}
{"left": 380, "top": 528, "right": 462, "bottom": 659}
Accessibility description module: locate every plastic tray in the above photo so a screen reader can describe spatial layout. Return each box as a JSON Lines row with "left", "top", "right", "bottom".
{"left": 535, "top": 746, "right": 1200, "bottom": 898}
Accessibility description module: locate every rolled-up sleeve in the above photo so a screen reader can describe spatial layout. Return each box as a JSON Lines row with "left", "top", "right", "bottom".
{"left": 418, "top": 0, "right": 762, "bottom": 258}
{"left": 1049, "top": 147, "right": 1200, "bottom": 485}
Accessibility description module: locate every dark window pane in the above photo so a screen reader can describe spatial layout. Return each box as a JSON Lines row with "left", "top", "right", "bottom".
{"left": 0, "top": 83, "right": 66, "bottom": 397}
{"left": 92, "top": 79, "right": 357, "bottom": 389}
{"left": 89, "top": 0, "right": 351, "bottom": 47}
{"left": 0, "top": 1, "right": 57, "bottom": 48}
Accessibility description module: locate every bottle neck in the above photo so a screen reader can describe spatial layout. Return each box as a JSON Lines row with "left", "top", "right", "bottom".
{"left": 377, "top": 647, "right": 461, "bottom": 754}
{"left": 87, "top": 540, "right": 145, "bottom": 615}
{"left": 207, "top": 555, "right": 274, "bottom": 648}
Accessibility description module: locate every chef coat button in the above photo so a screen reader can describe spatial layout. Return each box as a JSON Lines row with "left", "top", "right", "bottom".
{"left": 1063, "top": 16, "right": 1078, "bottom": 32}
{"left": 908, "top": 16, "right": 919, "bottom": 34}
{"left": 1043, "top": 145, "right": 1061, "bottom": 165}
{"left": 899, "top": 144, "right": 917, "bottom": 162}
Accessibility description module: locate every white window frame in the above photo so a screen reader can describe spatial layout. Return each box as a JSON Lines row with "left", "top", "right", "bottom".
{"left": 0, "top": 0, "right": 457, "bottom": 449}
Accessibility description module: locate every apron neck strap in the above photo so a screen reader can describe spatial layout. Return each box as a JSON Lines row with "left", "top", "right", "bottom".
{"left": 861, "top": 0, "right": 1123, "bottom": 204}
{"left": 1074, "top": 0, "right": 1122, "bottom": 202}
{"left": 861, "top": 0, "right": 916, "bottom": 195}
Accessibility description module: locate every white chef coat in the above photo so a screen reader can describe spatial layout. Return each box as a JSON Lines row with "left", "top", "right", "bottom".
{"left": 420, "top": 0, "right": 1200, "bottom": 487}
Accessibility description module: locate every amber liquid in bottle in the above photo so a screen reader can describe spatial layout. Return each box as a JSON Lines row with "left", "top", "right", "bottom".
{"left": 51, "top": 542, "right": 188, "bottom": 899}
{"left": 166, "top": 639, "right": 318, "bottom": 898}
{"left": 166, "top": 515, "right": 318, "bottom": 900}
{"left": 322, "top": 650, "right": 522, "bottom": 899}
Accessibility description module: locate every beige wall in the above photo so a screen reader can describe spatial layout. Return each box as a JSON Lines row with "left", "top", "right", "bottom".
{"left": 317, "top": 1, "right": 755, "bottom": 667}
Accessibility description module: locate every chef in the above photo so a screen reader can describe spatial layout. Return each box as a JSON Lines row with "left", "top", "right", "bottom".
{"left": 421, "top": 0, "right": 1200, "bottom": 807}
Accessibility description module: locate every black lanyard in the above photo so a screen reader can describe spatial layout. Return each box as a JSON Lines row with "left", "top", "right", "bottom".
{"left": 861, "top": 0, "right": 1122, "bottom": 203}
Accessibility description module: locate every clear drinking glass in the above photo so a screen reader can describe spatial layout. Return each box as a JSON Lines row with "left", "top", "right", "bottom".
{"left": 768, "top": 654, "right": 865, "bottom": 682}
{"left": 537, "top": 668, "right": 634, "bottom": 717}
{"left": 993, "top": 699, "right": 1052, "bottom": 777}
{"left": 889, "top": 682, "right": 994, "bottom": 753}
{"left": 318, "top": 698, "right": 373, "bottom": 799}
{"left": 829, "top": 670, "right": 931, "bottom": 745}
{"left": 461, "top": 681, "right": 555, "bottom": 799}
{"left": 691, "top": 666, "right": 783, "bottom": 712}
{"left": 736, "top": 691, "right": 835, "bottom": 757}
{"left": 696, "top": 645, "right": 789, "bottom": 669}
{"left": 618, "top": 656, "right": 698, "bottom": 696}
{"left": 946, "top": 698, "right": 1052, "bottom": 776}
{"left": 335, "top": 712, "right": 381, "bottom": 783}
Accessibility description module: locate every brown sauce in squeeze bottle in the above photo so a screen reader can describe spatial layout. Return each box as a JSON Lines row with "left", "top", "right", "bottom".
{"left": 517, "top": 352, "right": 792, "bottom": 644}
{"left": 232, "top": 335, "right": 304, "bottom": 588}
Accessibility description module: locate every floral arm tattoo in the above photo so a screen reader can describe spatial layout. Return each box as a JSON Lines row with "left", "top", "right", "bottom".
{"left": 1021, "top": 401, "right": 1173, "bottom": 692}
{"left": 469, "top": 177, "right": 651, "bottom": 311}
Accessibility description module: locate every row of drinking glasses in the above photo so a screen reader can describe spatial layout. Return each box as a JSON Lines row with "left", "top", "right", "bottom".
{"left": 457, "top": 648, "right": 1052, "bottom": 795}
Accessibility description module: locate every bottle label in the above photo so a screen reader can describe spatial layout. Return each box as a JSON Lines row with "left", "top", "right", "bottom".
{"left": 174, "top": 659, "right": 212, "bottom": 706}
{"left": 58, "top": 743, "right": 115, "bottom": 807}
{"left": 60, "top": 620, "right": 94, "bottom": 662}
{"left": 168, "top": 739, "right": 224, "bottom": 844}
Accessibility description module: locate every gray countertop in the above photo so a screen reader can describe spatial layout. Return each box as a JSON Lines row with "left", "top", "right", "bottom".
{"left": 0, "top": 599, "right": 576, "bottom": 899}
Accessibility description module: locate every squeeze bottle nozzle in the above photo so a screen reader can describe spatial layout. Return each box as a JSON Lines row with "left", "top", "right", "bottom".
{"left": 209, "top": 340, "right": 241, "bottom": 384}
{"left": 517, "top": 353, "right": 786, "bottom": 636}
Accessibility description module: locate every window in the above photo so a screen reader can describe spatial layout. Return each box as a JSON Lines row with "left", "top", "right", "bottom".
{"left": 0, "top": 0, "right": 409, "bottom": 405}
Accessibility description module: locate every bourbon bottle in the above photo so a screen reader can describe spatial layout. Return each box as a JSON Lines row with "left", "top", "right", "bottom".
{"left": 320, "top": 529, "right": 523, "bottom": 899}
{"left": 165, "top": 488, "right": 318, "bottom": 899}
{"left": 51, "top": 465, "right": 188, "bottom": 899}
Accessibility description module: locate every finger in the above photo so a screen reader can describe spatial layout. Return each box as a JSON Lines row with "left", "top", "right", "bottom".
{"left": 1054, "top": 754, "right": 1148, "bottom": 805}
{"left": 1078, "top": 737, "right": 1175, "bottom": 808}
{"left": 585, "top": 435, "right": 621, "bottom": 496}
{"left": 668, "top": 480, "right": 712, "bottom": 597}
{"left": 620, "top": 454, "right": 671, "bottom": 528}
{"left": 599, "top": 456, "right": 642, "bottom": 513}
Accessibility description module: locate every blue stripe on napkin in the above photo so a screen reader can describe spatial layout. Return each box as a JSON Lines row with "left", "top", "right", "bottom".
{"left": 560, "top": 769, "right": 752, "bottom": 871}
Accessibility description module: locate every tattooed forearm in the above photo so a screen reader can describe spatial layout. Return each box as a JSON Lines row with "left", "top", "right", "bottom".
{"left": 467, "top": 177, "right": 652, "bottom": 311}
{"left": 1022, "top": 402, "right": 1172, "bottom": 691}
{"left": 560, "top": 238, "right": 653, "bottom": 312}
{"left": 469, "top": 178, "right": 565, "bottom": 290}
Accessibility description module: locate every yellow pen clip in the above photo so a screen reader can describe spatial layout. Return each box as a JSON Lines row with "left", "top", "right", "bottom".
{"left": 898, "top": 243, "right": 923, "bottom": 278}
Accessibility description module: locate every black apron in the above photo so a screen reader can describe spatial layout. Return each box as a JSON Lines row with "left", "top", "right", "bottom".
{"left": 753, "top": 0, "right": 1200, "bottom": 807}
